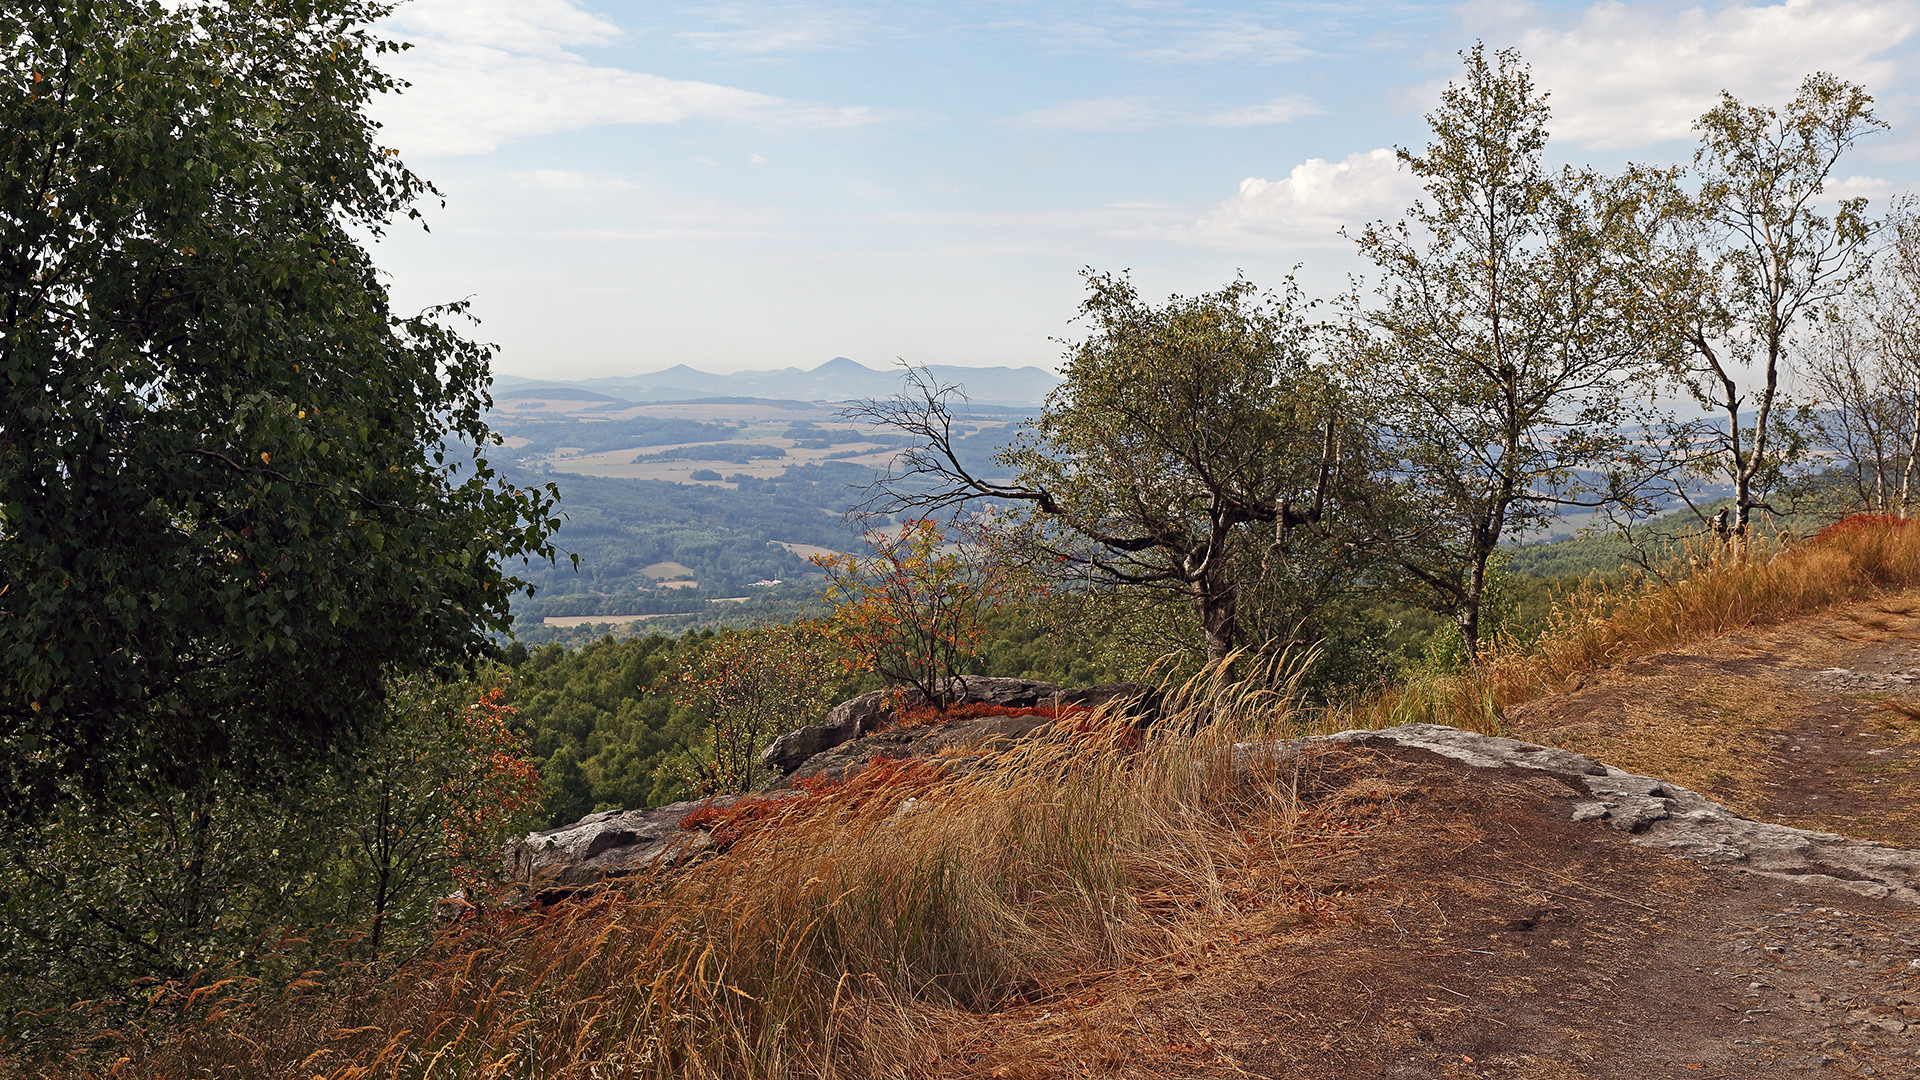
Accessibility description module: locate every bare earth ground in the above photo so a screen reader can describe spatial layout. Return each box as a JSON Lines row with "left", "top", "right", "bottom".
{"left": 936, "top": 591, "right": 1920, "bottom": 1079}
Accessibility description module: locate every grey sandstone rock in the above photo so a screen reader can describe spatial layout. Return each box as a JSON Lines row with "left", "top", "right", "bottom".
{"left": 1300, "top": 724, "right": 1920, "bottom": 905}
{"left": 760, "top": 677, "right": 1155, "bottom": 776}
{"left": 507, "top": 797, "right": 751, "bottom": 896}
{"left": 761, "top": 688, "right": 893, "bottom": 773}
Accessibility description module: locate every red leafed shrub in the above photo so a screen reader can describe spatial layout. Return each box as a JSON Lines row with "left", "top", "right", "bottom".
{"left": 790, "top": 756, "right": 945, "bottom": 809}
{"left": 443, "top": 686, "right": 547, "bottom": 891}
{"left": 676, "top": 793, "right": 802, "bottom": 846}
{"left": 812, "top": 519, "right": 1008, "bottom": 713}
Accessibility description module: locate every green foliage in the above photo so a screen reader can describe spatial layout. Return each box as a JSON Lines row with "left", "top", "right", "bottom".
{"left": 968, "top": 600, "right": 1137, "bottom": 687}
{"left": 0, "top": 0, "right": 560, "bottom": 820}
{"left": 507, "top": 633, "right": 720, "bottom": 820}
{"left": 816, "top": 519, "right": 1005, "bottom": 710}
{"left": 861, "top": 272, "right": 1382, "bottom": 671}
{"left": 0, "top": 769, "right": 340, "bottom": 1041}
{"left": 327, "top": 677, "right": 543, "bottom": 953}
{"left": 665, "top": 624, "right": 837, "bottom": 795}
{"left": 0, "top": 674, "right": 542, "bottom": 1048}
{"left": 1001, "top": 271, "right": 1365, "bottom": 665}
{"left": 1344, "top": 44, "right": 1662, "bottom": 660}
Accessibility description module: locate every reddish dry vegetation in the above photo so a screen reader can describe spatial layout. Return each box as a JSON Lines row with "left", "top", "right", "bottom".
{"left": 1813, "top": 513, "right": 1920, "bottom": 544}
{"left": 23, "top": 517, "right": 1920, "bottom": 1080}
{"left": 884, "top": 699, "right": 1095, "bottom": 733}
{"left": 677, "top": 756, "right": 949, "bottom": 842}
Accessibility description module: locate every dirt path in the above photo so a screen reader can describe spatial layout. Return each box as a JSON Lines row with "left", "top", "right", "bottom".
{"left": 942, "top": 593, "right": 1920, "bottom": 1079}
{"left": 1508, "top": 589, "right": 1920, "bottom": 846}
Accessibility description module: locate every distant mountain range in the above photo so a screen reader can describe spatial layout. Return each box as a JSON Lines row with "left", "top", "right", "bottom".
{"left": 493, "top": 357, "right": 1060, "bottom": 408}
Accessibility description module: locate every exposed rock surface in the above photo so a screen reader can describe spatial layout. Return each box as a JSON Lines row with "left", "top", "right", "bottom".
{"left": 507, "top": 797, "right": 749, "bottom": 897}
{"left": 1304, "top": 723, "right": 1920, "bottom": 905}
{"left": 760, "top": 677, "right": 1154, "bottom": 775}
{"left": 768, "top": 710, "right": 1051, "bottom": 790}
{"left": 517, "top": 717, "right": 1920, "bottom": 910}
{"left": 759, "top": 687, "right": 892, "bottom": 773}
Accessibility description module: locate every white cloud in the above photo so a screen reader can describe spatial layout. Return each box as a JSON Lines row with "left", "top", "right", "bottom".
{"left": 1185, "top": 148, "right": 1418, "bottom": 248}
{"left": 678, "top": 3, "right": 871, "bottom": 55}
{"left": 1822, "top": 174, "right": 1903, "bottom": 201}
{"left": 1135, "top": 21, "right": 1310, "bottom": 64}
{"left": 1204, "top": 98, "right": 1321, "bottom": 128}
{"left": 511, "top": 169, "right": 640, "bottom": 194}
{"left": 1004, "top": 8, "right": 1313, "bottom": 64}
{"left": 1473, "top": 0, "right": 1920, "bottom": 149}
{"left": 384, "top": 0, "right": 621, "bottom": 56}
{"left": 373, "top": 0, "right": 879, "bottom": 156}
{"left": 1012, "top": 95, "right": 1318, "bottom": 131}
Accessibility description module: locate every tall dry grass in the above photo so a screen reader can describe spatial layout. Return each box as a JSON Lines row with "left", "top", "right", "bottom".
{"left": 1336, "top": 515, "right": 1920, "bottom": 734}
{"left": 19, "top": 663, "right": 1315, "bottom": 1080}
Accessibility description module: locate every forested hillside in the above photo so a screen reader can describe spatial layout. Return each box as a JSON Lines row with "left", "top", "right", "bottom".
{"left": 485, "top": 394, "right": 1031, "bottom": 643}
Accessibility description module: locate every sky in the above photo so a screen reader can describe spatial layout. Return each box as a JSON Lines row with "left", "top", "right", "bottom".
{"left": 361, "top": 0, "right": 1920, "bottom": 378}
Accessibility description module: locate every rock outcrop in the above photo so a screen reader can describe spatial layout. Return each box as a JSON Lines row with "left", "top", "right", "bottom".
{"left": 512, "top": 718, "right": 1920, "bottom": 905}
{"left": 759, "top": 676, "right": 1154, "bottom": 776}
{"left": 508, "top": 679, "right": 1156, "bottom": 894}
{"left": 769, "top": 709, "right": 1051, "bottom": 789}
{"left": 507, "top": 797, "right": 760, "bottom": 898}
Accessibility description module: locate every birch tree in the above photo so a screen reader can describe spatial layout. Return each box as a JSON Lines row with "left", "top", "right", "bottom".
{"left": 1642, "top": 74, "right": 1883, "bottom": 544}
{"left": 1346, "top": 45, "right": 1664, "bottom": 662}
{"left": 1803, "top": 204, "right": 1920, "bottom": 515}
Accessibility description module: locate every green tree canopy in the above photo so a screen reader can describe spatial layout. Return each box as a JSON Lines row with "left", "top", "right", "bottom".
{"left": 861, "top": 272, "right": 1370, "bottom": 667}
{"left": 0, "top": 0, "right": 560, "bottom": 818}
{"left": 1344, "top": 45, "right": 1665, "bottom": 661}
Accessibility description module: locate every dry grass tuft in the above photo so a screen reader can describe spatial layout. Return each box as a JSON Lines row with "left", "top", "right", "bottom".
{"left": 18, "top": 664, "right": 1324, "bottom": 1080}
{"left": 1338, "top": 517, "right": 1920, "bottom": 735}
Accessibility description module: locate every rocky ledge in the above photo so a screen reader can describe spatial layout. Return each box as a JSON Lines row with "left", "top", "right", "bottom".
{"left": 507, "top": 795, "right": 771, "bottom": 898}
{"left": 510, "top": 720, "right": 1920, "bottom": 904}
{"left": 758, "top": 676, "right": 1156, "bottom": 778}
{"left": 507, "top": 678, "right": 1153, "bottom": 895}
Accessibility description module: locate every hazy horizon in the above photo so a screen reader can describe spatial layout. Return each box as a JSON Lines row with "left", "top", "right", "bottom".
{"left": 365, "top": 0, "right": 1920, "bottom": 380}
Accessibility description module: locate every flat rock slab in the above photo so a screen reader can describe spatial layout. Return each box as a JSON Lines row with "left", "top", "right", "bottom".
{"left": 767, "top": 711, "right": 1054, "bottom": 790}
{"left": 761, "top": 678, "right": 1155, "bottom": 775}
{"left": 1302, "top": 724, "right": 1920, "bottom": 905}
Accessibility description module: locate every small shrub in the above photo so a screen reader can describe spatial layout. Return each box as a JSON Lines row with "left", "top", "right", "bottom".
{"left": 814, "top": 519, "right": 1006, "bottom": 712}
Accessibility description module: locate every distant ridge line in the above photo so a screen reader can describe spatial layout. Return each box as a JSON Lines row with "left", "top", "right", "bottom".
{"left": 494, "top": 356, "right": 1059, "bottom": 408}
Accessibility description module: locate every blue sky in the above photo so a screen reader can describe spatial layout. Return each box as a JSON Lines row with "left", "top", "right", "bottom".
{"left": 362, "top": 0, "right": 1920, "bottom": 378}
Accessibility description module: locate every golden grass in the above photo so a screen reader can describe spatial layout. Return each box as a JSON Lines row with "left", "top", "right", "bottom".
{"left": 21, "top": 667, "right": 1322, "bottom": 1080}
{"left": 1337, "top": 517, "right": 1920, "bottom": 736}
